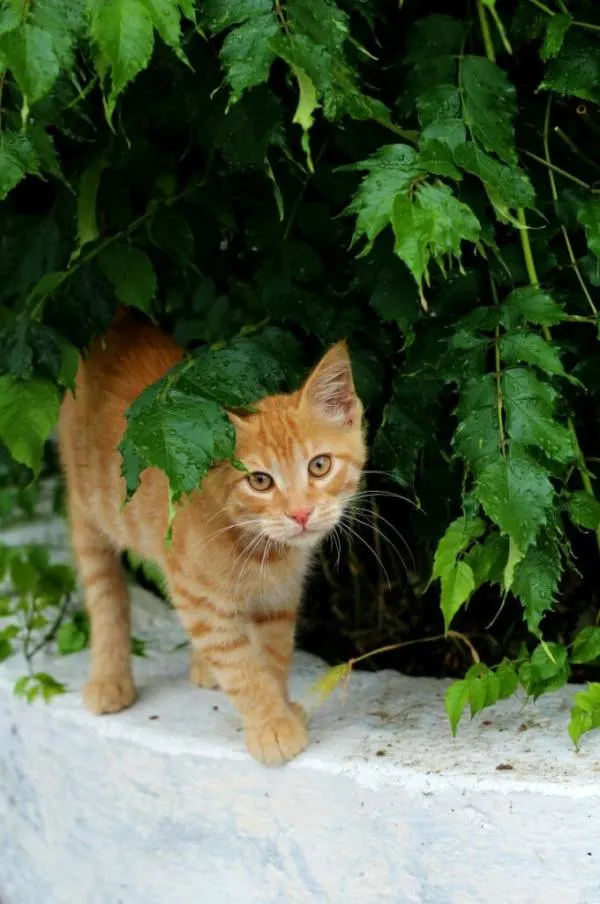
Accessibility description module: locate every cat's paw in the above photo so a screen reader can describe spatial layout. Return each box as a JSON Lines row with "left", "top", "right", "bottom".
{"left": 245, "top": 709, "right": 308, "bottom": 766}
{"left": 189, "top": 657, "right": 219, "bottom": 690}
{"left": 83, "top": 675, "right": 136, "bottom": 715}
{"left": 289, "top": 701, "right": 308, "bottom": 725}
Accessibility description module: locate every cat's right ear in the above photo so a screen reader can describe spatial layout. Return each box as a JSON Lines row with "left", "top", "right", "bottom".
{"left": 299, "top": 342, "right": 360, "bottom": 426}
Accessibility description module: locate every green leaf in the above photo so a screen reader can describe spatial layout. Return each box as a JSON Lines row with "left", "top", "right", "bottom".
{"left": 32, "top": 671, "right": 67, "bottom": 702}
{"left": 208, "top": 1, "right": 278, "bottom": 102}
{"left": 569, "top": 684, "right": 600, "bottom": 747}
{"left": 0, "top": 132, "right": 40, "bottom": 200}
{"left": 346, "top": 145, "right": 423, "bottom": 253}
{"left": 503, "top": 368, "right": 573, "bottom": 464}
{"left": 541, "top": 32, "right": 600, "bottom": 104}
{"left": 512, "top": 532, "right": 563, "bottom": 635}
{"left": 291, "top": 65, "right": 319, "bottom": 172}
{"left": 568, "top": 491, "right": 600, "bottom": 532}
{"left": 131, "top": 636, "right": 148, "bottom": 657}
{"left": 578, "top": 198, "right": 600, "bottom": 260}
{"left": 0, "top": 23, "right": 60, "bottom": 103}
{"left": 572, "top": 627, "right": 600, "bottom": 665}
{"left": 119, "top": 333, "right": 291, "bottom": 502}
{"left": 57, "top": 620, "right": 88, "bottom": 655}
{"left": 445, "top": 663, "right": 507, "bottom": 735}
{"left": 460, "top": 56, "right": 517, "bottom": 164}
{"left": 90, "top": 0, "right": 155, "bottom": 111}
{"left": 464, "top": 532, "right": 509, "bottom": 589}
{"left": 519, "top": 642, "right": 569, "bottom": 699}
{"left": 500, "top": 287, "right": 566, "bottom": 330}
{"left": 476, "top": 449, "right": 554, "bottom": 552}
{"left": 98, "top": 244, "right": 157, "bottom": 313}
{"left": 540, "top": 13, "right": 572, "bottom": 62}
{"left": 0, "top": 635, "right": 13, "bottom": 662}
{"left": 74, "top": 158, "right": 107, "bottom": 255}
{"left": 419, "top": 138, "right": 461, "bottom": 180}
{"left": 0, "top": 377, "right": 60, "bottom": 474}
{"left": 496, "top": 661, "right": 519, "bottom": 699}
{"left": 502, "top": 329, "right": 568, "bottom": 377}
{"left": 453, "top": 142, "right": 535, "bottom": 212}
{"left": 453, "top": 375, "right": 500, "bottom": 472}
{"left": 433, "top": 515, "right": 485, "bottom": 580}
{"left": 445, "top": 679, "right": 469, "bottom": 735}
{"left": 392, "top": 182, "right": 480, "bottom": 287}
{"left": 440, "top": 561, "right": 475, "bottom": 631}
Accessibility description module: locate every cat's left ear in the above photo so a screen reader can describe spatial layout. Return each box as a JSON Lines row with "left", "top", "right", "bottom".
{"left": 299, "top": 342, "right": 360, "bottom": 426}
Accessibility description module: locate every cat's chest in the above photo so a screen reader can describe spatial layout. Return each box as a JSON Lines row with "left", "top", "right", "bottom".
{"left": 239, "top": 554, "right": 311, "bottom": 608}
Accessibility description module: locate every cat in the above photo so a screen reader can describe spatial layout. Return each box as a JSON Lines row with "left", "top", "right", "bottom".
{"left": 58, "top": 311, "right": 366, "bottom": 765}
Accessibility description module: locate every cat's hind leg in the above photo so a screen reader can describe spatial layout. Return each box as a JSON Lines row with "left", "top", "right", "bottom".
{"left": 70, "top": 507, "right": 135, "bottom": 714}
{"left": 189, "top": 649, "right": 219, "bottom": 690}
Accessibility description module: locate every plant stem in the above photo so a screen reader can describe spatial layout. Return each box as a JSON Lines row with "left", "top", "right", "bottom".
{"left": 520, "top": 149, "right": 594, "bottom": 191}
{"left": 516, "top": 208, "right": 539, "bottom": 287}
{"left": 477, "top": 0, "right": 496, "bottom": 62}
{"left": 527, "top": 0, "right": 600, "bottom": 32}
{"left": 348, "top": 629, "right": 481, "bottom": 669}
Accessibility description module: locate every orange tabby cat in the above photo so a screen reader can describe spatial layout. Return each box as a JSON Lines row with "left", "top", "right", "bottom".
{"left": 58, "top": 312, "right": 366, "bottom": 765}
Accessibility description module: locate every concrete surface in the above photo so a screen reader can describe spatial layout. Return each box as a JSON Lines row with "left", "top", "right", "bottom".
{"left": 1, "top": 519, "right": 600, "bottom": 903}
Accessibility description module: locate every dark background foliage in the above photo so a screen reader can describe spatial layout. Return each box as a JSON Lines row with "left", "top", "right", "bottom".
{"left": 2, "top": 0, "right": 600, "bottom": 738}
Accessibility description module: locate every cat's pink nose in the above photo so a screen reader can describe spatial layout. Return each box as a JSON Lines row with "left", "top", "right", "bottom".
{"left": 289, "top": 506, "right": 314, "bottom": 528}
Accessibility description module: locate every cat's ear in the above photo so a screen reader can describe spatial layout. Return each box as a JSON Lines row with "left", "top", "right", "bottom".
{"left": 299, "top": 342, "right": 360, "bottom": 425}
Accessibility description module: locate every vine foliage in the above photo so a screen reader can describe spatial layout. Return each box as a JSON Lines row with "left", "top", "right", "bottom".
{"left": 1, "top": 0, "right": 600, "bottom": 743}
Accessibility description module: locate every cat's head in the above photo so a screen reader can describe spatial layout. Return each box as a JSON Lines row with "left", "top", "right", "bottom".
{"left": 223, "top": 343, "right": 366, "bottom": 548}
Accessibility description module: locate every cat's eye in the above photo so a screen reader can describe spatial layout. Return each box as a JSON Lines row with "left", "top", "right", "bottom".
{"left": 308, "top": 455, "right": 332, "bottom": 478}
{"left": 247, "top": 472, "right": 274, "bottom": 492}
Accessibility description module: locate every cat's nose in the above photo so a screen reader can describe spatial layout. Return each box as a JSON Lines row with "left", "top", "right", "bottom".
{"left": 289, "top": 506, "right": 314, "bottom": 528}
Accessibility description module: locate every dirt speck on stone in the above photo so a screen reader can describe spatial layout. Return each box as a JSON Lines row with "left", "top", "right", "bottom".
{"left": 496, "top": 763, "right": 514, "bottom": 771}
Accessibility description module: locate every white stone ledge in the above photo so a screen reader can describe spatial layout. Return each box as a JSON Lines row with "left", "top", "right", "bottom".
{"left": 2, "top": 585, "right": 600, "bottom": 904}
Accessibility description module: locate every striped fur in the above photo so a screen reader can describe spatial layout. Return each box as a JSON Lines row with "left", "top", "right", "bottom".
{"left": 59, "top": 313, "right": 366, "bottom": 765}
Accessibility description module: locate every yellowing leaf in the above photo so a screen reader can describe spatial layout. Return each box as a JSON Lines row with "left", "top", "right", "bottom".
{"left": 291, "top": 65, "right": 319, "bottom": 173}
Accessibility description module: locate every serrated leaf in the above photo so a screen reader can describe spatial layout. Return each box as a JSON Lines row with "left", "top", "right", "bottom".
{"left": 568, "top": 491, "right": 600, "bottom": 532}
{"left": 520, "top": 642, "right": 569, "bottom": 699}
{"left": 569, "top": 684, "right": 600, "bottom": 747}
{"left": 500, "top": 287, "right": 566, "bottom": 330}
{"left": 512, "top": 532, "right": 562, "bottom": 634}
{"left": 464, "top": 532, "right": 509, "bottom": 589}
{"left": 454, "top": 142, "right": 535, "bottom": 212}
{"left": 540, "top": 13, "right": 572, "bottom": 62}
{"left": 392, "top": 182, "right": 480, "bottom": 287}
{"left": 445, "top": 679, "right": 469, "bottom": 735}
{"left": 541, "top": 32, "right": 600, "bottom": 104}
{"left": 503, "top": 368, "right": 573, "bottom": 464}
{"left": 440, "top": 560, "right": 475, "bottom": 631}
{"left": 120, "top": 333, "right": 291, "bottom": 502}
{"left": 140, "top": 0, "right": 187, "bottom": 61}
{"left": 346, "top": 145, "right": 423, "bottom": 253}
{"left": 578, "top": 198, "right": 600, "bottom": 260}
{"left": 466, "top": 664, "right": 500, "bottom": 717}
{"left": 477, "top": 449, "right": 554, "bottom": 552}
{"left": 460, "top": 56, "right": 517, "bottom": 165}
{"left": 571, "top": 627, "right": 600, "bottom": 665}
{"left": 0, "top": 132, "right": 40, "bottom": 200}
{"left": 98, "top": 244, "right": 157, "bottom": 313}
{"left": 0, "top": 376, "right": 60, "bottom": 474}
{"left": 419, "top": 138, "right": 461, "bottom": 180}
{"left": 453, "top": 375, "right": 499, "bottom": 472}
{"left": 90, "top": 0, "right": 155, "bottom": 111}
{"left": 218, "top": 11, "right": 278, "bottom": 102}
{"left": 433, "top": 515, "right": 485, "bottom": 580}
{"left": 0, "top": 23, "right": 60, "bottom": 102}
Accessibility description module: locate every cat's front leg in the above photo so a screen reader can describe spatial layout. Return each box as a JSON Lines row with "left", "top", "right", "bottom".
{"left": 171, "top": 581, "right": 307, "bottom": 765}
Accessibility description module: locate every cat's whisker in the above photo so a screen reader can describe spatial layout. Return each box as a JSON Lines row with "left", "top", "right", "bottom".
{"left": 342, "top": 511, "right": 409, "bottom": 577}
{"left": 201, "top": 518, "right": 263, "bottom": 547}
{"left": 350, "top": 504, "right": 416, "bottom": 572}
{"left": 352, "top": 488, "right": 419, "bottom": 509}
{"left": 337, "top": 518, "right": 393, "bottom": 591}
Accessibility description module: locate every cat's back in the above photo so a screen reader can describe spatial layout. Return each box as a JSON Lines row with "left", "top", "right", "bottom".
{"left": 59, "top": 311, "right": 182, "bottom": 526}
